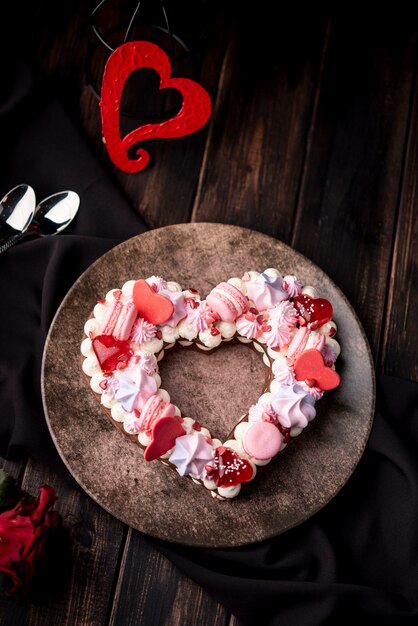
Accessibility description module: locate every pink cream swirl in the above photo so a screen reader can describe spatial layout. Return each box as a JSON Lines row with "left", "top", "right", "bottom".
{"left": 186, "top": 300, "right": 214, "bottom": 332}
{"left": 263, "top": 323, "right": 291, "bottom": 349}
{"left": 282, "top": 275, "right": 302, "bottom": 297}
{"left": 270, "top": 384, "right": 316, "bottom": 429}
{"left": 130, "top": 318, "right": 157, "bottom": 344}
{"left": 131, "top": 350, "right": 157, "bottom": 375}
{"left": 268, "top": 301, "right": 298, "bottom": 327}
{"left": 248, "top": 401, "right": 281, "bottom": 425}
{"left": 248, "top": 403, "right": 269, "bottom": 422}
{"left": 322, "top": 343, "right": 337, "bottom": 367}
{"left": 272, "top": 358, "right": 295, "bottom": 385}
{"left": 236, "top": 312, "right": 262, "bottom": 339}
{"left": 146, "top": 275, "right": 168, "bottom": 291}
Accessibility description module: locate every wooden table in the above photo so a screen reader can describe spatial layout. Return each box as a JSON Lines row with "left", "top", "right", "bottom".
{"left": 1, "top": 4, "right": 417, "bottom": 624}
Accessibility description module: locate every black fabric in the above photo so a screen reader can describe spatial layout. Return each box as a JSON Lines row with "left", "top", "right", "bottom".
{"left": 0, "top": 56, "right": 147, "bottom": 474}
{"left": 1, "top": 51, "right": 418, "bottom": 626}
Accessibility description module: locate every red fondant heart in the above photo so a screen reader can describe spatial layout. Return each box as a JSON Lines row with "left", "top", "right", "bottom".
{"left": 133, "top": 279, "right": 174, "bottom": 325}
{"left": 207, "top": 447, "right": 254, "bottom": 488}
{"left": 100, "top": 41, "right": 212, "bottom": 173}
{"left": 293, "top": 294, "right": 333, "bottom": 330}
{"left": 144, "top": 417, "right": 186, "bottom": 462}
{"left": 92, "top": 334, "right": 132, "bottom": 374}
{"left": 294, "top": 349, "right": 340, "bottom": 391}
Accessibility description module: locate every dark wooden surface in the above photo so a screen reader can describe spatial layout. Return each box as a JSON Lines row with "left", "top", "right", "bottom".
{"left": 1, "top": 3, "right": 417, "bottom": 625}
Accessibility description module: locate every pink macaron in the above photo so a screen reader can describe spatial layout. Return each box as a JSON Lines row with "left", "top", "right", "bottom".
{"left": 138, "top": 394, "right": 177, "bottom": 431}
{"left": 206, "top": 282, "right": 248, "bottom": 322}
{"left": 242, "top": 421, "right": 283, "bottom": 460}
{"left": 287, "top": 327, "right": 309, "bottom": 362}
{"left": 101, "top": 298, "right": 137, "bottom": 341}
{"left": 287, "top": 327, "right": 325, "bottom": 364}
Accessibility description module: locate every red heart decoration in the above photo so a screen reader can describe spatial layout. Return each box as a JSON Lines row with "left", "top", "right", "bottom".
{"left": 133, "top": 279, "right": 174, "bottom": 325}
{"left": 100, "top": 41, "right": 212, "bottom": 173}
{"left": 144, "top": 417, "right": 186, "bottom": 462}
{"left": 293, "top": 294, "right": 333, "bottom": 330}
{"left": 294, "top": 349, "right": 340, "bottom": 391}
{"left": 207, "top": 447, "right": 254, "bottom": 488}
{"left": 92, "top": 334, "right": 132, "bottom": 374}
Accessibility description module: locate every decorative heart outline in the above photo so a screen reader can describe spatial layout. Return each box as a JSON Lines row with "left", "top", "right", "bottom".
{"left": 81, "top": 272, "right": 341, "bottom": 500}
{"left": 100, "top": 41, "right": 212, "bottom": 173}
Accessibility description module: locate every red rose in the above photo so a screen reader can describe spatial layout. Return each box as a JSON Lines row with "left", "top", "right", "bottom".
{"left": 0, "top": 485, "right": 60, "bottom": 595}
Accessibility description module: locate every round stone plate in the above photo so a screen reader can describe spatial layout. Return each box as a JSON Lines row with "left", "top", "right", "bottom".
{"left": 42, "top": 223, "right": 375, "bottom": 547}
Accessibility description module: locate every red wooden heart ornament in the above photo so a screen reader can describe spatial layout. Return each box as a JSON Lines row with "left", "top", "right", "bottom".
{"left": 133, "top": 279, "right": 174, "bottom": 325}
{"left": 92, "top": 334, "right": 132, "bottom": 374}
{"left": 293, "top": 294, "right": 333, "bottom": 330}
{"left": 294, "top": 349, "right": 340, "bottom": 391}
{"left": 100, "top": 41, "right": 212, "bottom": 173}
{"left": 144, "top": 417, "right": 186, "bottom": 462}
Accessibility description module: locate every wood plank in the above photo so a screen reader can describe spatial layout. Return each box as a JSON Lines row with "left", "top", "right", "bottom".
{"left": 0, "top": 456, "right": 25, "bottom": 484}
{"left": 109, "top": 528, "right": 228, "bottom": 626}
{"left": 24, "top": 2, "right": 230, "bottom": 227}
{"left": 80, "top": 2, "right": 230, "bottom": 228}
{"left": 381, "top": 63, "right": 418, "bottom": 380}
{"left": 292, "top": 15, "right": 417, "bottom": 359}
{"left": 192, "top": 9, "right": 329, "bottom": 241}
{"left": 0, "top": 457, "right": 126, "bottom": 626}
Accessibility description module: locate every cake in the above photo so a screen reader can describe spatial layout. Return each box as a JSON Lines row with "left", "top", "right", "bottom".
{"left": 80, "top": 269, "right": 341, "bottom": 500}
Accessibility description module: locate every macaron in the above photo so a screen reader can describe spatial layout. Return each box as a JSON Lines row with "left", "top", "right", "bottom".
{"left": 287, "top": 327, "right": 309, "bottom": 362}
{"left": 206, "top": 282, "right": 248, "bottom": 322}
{"left": 242, "top": 421, "right": 283, "bottom": 460}
{"left": 287, "top": 327, "right": 325, "bottom": 364}
{"left": 101, "top": 299, "right": 137, "bottom": 341}
{"left": 138, "top": 394, "right": 176, "bottom": 430}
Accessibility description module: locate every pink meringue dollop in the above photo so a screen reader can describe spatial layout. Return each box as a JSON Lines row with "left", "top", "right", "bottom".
{"left": 132, "top": 350, "right": 158, "bottom": 374}
{"left": 115, "top": 366, "right": 157, "bottom": 412}
{"left": 268, "top": 301, "right": 298, "bottom": 327}
{"left": 146, "top": 275, "right": 168, "bottom": 291}
{"left": 130, "top": 318, "right": 157, "bottom": 344}
{"left": 159, "top": 289, "right": 187, "bottom": 328}
{"left": 322, "top": 343, "right": 338, "bottom": 367}
{"left": 282, "top": 275, "right": 302, "bottom": 297}
{"left": 236, "top": 312, "right": 262, "bottom": 340}
{"left": 272, "top": 358, "right": 296, "bottom": 385}
{"left": 249, "top": 402, "right": 281, "bottom": 425}
{"left": 169, "top": 433, "right": 214, "bottom": 478}
{"left": 248, "top": 403, "right": 268, "bottom": 422}
{"left": 298, "top": 381, "right": 324, "bottom": 401}
{"left": 186, "top": 300, "right": 212, "bottom": 332}
{"left": 270, "top": 384, "right": 316, "bottom": 429}
{"left": 246, "top": 273, "right": 288, "bottom": 310}
{"left": 263, "top": 322, "right": 291, "bottom": 349}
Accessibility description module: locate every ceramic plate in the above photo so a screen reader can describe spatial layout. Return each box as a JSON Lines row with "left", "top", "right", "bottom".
{"left": 42, "top": 223, "right": 375, "bottom": 547}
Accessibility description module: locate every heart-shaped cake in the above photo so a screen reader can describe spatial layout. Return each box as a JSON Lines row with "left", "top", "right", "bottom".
{"left": 81, "top": 269, "right": 341, "bottom": 500}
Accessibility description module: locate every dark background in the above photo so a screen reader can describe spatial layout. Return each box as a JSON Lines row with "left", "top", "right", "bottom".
{"left": 0, "top": 1, "right": 417, "bottom": 624}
